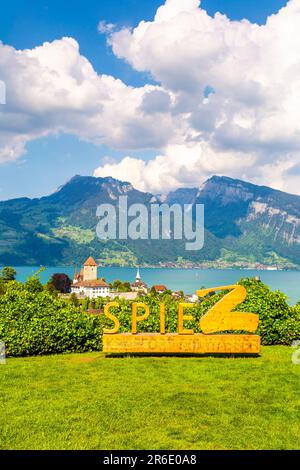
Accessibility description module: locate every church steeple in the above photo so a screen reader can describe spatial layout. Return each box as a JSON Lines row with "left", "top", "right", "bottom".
{"left": 136, "top": 268, "right": 141, "bottom": 282}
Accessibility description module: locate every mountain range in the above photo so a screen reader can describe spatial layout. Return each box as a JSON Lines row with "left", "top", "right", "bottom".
{"left": 0, "top": 175, "right": 300, "bottom": 268}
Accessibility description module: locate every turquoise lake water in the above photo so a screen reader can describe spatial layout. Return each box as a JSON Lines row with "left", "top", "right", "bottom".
{"left": 10, "top": 266, "right": 300, "bottom": 305}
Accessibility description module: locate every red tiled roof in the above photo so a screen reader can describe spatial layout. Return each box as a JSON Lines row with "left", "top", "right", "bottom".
{"left": 84, "top": 256, "right": 97, "bottom": 267}
{"left": 72, "top": 279, "right": 109, "bottom": 288}
{"left": 132, "top": 280, "right": 147, "bottom": 287}
{"left": 152, "top": 285, "right": 167, "bottom": 292}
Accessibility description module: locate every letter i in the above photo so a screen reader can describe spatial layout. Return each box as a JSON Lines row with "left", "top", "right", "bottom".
{"left": 160, "top": 304, "right": 165, "bottom": 335}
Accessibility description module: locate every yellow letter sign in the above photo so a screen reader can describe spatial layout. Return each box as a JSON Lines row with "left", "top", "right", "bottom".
{"left": 197, "top": 285, "right": 259, "bottom": 334}
{"left": 103, "top": 284, "right": 261, "bottom": 356}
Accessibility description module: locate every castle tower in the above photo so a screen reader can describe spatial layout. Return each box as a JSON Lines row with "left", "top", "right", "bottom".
{"left": 83, "top": 256, "right": 98, "bottom": 282}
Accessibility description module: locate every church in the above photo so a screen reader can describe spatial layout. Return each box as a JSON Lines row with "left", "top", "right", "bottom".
{"left": 71, "top": 256, "right": 110, "bottom": 299}
{"left": 131, "top": 268, "right": 149, "bottom": 295}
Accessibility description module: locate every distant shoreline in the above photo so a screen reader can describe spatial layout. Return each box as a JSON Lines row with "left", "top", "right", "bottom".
{"left": 3, "top": 264, "right": 300, "bottom": 272}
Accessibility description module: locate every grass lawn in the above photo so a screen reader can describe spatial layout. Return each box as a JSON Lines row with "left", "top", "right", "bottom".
{"left": 1, "top": 346, "right": 300, "bottom": 450}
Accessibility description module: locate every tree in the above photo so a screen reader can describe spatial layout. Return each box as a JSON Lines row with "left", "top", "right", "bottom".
{"left": 48, "top": 273, "right": 72, "bottom": 294}
{"left": 24, "top": 267, "right": 45, "bottom": 294}
{"left": 44, "top": 282, "right": 59, "bottom": 297}
{"left": 150, "top": 286, "right": 157, "bottom": 296}
{"left": 110, "top": 280, "right": 122, "bottom": 291}
{"left": 110, "top": 280, "right": 132, "bottom": 293}
{"left": 123, "top": 281, "right": 132, "bottom": 292}
{"left": 0, "top": 267, "right": 16, "bottom": 282}
{"left": 25, "top": 278, "right": 44, "bottom": 294}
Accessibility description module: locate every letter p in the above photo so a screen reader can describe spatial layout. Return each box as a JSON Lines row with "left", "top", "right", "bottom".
{"left": 132, "top": 303, "right": 150, "bottom": 334}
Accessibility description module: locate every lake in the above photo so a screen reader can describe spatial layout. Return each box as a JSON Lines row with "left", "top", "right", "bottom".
{"left": 10, "top": 266, "right": 300, "bottom": 305}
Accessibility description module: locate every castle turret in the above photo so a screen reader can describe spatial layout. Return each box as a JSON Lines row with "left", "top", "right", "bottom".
{"left": 83, "top": 256, "right": 98, "bottom": 282}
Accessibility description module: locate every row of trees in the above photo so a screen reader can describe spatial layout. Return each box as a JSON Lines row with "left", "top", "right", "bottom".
{"left": 0, "top": 268, "right": 156, "bottom": 299}
{"left": 0, "top": 268, "right": 72, "bottom": 293}
{"left": 0, "top": 267, "right": 182, "bottom": 299}
{"left": 0, "top": 268, "right": 136, "bottom": 294}
{"left": 0, "top": 268, "right": 136, "bottom": 310}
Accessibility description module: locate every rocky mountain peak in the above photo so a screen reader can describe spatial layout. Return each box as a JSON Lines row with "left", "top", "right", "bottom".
{"left": 199, "top": 176, "right": 255, "bottom": 205}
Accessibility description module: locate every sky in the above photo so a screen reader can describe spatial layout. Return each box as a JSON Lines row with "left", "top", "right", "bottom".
{"left": 0, "top": 0, "right": 298, "bottom": 200}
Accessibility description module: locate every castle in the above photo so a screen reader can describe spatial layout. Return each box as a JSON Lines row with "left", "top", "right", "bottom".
{"left": 71, "top": 256, "right": 110, "bottom": 299}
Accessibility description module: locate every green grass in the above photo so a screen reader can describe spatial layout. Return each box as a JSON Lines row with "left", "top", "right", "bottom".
{"left": 1, "top": 347, "right": 300, "bottom": 450}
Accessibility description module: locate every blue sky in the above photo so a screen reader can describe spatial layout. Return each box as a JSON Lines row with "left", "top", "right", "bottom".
{"left": 0, "top": 0, "right": 289, "bottom": 199}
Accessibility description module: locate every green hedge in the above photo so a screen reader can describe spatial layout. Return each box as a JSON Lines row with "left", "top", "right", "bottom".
{"left": 0, "top": 282, "right": 102, "bottom": 357}
{"left": 0, "top": 278, "right": 300, "bottom": 357}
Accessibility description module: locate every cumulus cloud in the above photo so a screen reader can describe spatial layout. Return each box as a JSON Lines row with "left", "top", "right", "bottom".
{"left": 95, "top": 0, "right": 300, "bottom": 193}
{"left": 0, "top": 37, "right": 174, "bottom": 162}
{"left": 140, "top": 89, "right": 172, "bottom": 114}
{"left": 1, "top": 0, "right": 300, "bottom": 195}
{"left": 94, "top": 142, "right": 257, "bottom": 194}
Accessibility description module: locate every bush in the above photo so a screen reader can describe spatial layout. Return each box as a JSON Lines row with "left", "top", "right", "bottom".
{"left": 24, "top": 278, "right": 44, "bottom": 294}
{"left": 234, "top": 278, "right": 300, "bottom": 345}
{"left": 0, "top": 282, "right": 102, "bottom": 357}
{"left": 69, "top": 293, "right": 79, "bottom": 307}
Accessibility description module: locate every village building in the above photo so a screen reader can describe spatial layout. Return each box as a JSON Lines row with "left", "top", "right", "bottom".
{"left": 152, "top": 284, "right": 168, "bottom": 294}
{"left": 131, "top": 268, "right": 149, "bottom": 295}
{"left": 71, "top": 256, "right": 110, "bottom": 299}
{"left": 185, "top": 293, "right": 200, "bottom": 303}
{"left": 110, "top": 292, "right": 139, "bottom": 301}
{"left": 171, "top": 291, "right": 184, "bottom": 300}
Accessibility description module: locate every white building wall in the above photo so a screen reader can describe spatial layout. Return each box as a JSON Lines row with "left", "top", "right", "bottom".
{"left": 71, "top": 286, "right": 110, "bottom": 299}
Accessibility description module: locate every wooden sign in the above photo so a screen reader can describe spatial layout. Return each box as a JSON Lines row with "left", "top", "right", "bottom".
{"left": 103, "top": 285, "right": 261, "bottom": 355}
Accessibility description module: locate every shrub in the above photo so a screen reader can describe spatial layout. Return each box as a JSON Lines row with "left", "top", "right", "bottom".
{"left": 0, "top": 282, "right": 102, "bottom": 357}
{"left": 234, "top": 278, "right": 300, "bottom": 345}
{"left": 24, "top": 278, "right": 44, "bottom": 294}
{"left": 69, "top": 293, "right": 79, "bottom": 307}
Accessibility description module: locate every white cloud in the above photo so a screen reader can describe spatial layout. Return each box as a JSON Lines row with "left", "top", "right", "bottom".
{"left": 94, "top": 142, "right": 257, "bottom": 194}
{"left": 98, "top": 21, "right": 116, "bottom": 34}
{"left": 1, "top": 0, "right": 300, "bottom": 195}
{"left": 155, "top": 0, "right": 201, "bottom": 22}
{"left": 94, "top": 0, "right": 300, "bottom": 194}
{"left": 0, "top": 37, "right": 174, "bottom": 162}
